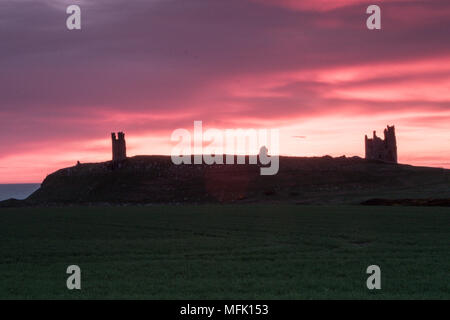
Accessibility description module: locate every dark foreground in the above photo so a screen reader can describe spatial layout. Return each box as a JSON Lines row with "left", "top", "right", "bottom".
{"left": 0, "top": 205, "right": 448, "bottom": 299}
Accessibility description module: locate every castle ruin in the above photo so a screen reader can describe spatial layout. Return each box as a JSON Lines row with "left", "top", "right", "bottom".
{"left": 365, "top": 125, "right": 397, "bottom": 163}
{"left": 111, "top": 132, "right": 126, "bottom": 162}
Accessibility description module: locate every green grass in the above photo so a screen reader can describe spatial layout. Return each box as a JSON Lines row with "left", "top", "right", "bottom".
{"left": 0, "top": 205, "right": 448, "bottom": 299}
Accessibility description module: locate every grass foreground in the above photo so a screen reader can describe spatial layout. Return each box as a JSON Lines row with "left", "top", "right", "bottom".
{"left": 0, "top": 205, "right": 448, "bottom": 299}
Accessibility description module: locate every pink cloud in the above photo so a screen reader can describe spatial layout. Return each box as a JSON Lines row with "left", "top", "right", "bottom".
{"left": 250, "top": 0, "right": 411, "bottom": 12}
{"left": 0, "top": 0, "right": 449, "bottom": 182}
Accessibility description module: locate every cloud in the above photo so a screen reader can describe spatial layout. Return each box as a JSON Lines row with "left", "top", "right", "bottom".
{"left": 249, "top": 0, "right": 441, "bottom": 13}
{"left": 0, "top": 0, "right": 449, "bottom": 182}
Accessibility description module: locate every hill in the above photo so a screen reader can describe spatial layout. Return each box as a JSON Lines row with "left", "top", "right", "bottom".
{"left": 11, "top": 155, "right": 449, "bottom": 206}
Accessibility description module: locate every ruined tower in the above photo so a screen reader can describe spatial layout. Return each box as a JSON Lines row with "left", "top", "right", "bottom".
{"left": 365, "top": 125, "right": 397, "bottom": 163}
{"left": 111, "top": 132, "right": 126, "bottom": 162}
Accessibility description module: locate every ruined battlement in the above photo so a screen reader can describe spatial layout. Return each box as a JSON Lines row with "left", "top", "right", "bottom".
{"left": 365, "top": 125, "right": 397, "bottom": 163}
{"left": 112, "top": 132, "right": 126, "bottom": 162}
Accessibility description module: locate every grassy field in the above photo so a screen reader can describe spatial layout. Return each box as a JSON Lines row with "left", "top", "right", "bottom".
{"left": 0, "top": 205, "right": 448, "bottom": 299}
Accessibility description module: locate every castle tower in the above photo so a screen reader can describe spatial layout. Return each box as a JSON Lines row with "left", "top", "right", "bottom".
{"left": 383, "top": 125, "right": 397, "bottom": 163}
{"left": 111, "top": 132, "right": 126, "bottom": 162}
{"left": 364, "top": 125, "right": 397, "bottom": 163}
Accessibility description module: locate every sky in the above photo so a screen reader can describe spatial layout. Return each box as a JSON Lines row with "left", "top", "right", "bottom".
{"left": 0, "top": 0, "right": 449, "bottom": 183}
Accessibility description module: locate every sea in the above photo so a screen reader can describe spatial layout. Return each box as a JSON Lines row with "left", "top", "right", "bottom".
{"left": 0, "top": 184, "right": 41, "bottom": 201}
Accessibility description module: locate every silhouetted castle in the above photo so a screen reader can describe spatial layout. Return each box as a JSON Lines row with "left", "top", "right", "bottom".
{"left": 365, "top": 126, "right": 397, "bottom": 163}
{"left": 111, "top": 132, "right": 126, "bottom": 162}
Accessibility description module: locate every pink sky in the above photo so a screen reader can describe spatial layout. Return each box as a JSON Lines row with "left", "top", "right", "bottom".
{"left": 0, "top": 0, "right": 449, "bottom": 183}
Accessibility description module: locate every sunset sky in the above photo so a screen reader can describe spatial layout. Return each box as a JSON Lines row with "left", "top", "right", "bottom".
{"left": 0, "top": 0, "right": 449, "bottom": 183}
